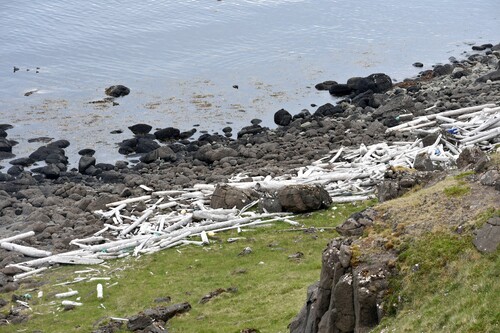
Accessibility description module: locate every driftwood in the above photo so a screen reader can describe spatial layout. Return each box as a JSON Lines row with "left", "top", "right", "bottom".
{"left": 97, "top": 284, "right": 103, "bottom": 299}
{"left": 0, "top": 231, "right": 35, "bottom": 243}
{"left": 6, "top": 102, "right": 499, "bottom": 275}
{"left": 1, "top": 242, "right": 52, "bottom": 258}
{"left": 55, "top": 290, "right": 79, "bottom": 298}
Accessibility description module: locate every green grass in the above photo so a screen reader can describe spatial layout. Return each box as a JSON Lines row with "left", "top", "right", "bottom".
{"left": 443, "top": 182, "right": 471, "bottom": 197}
{"left": 0, "top": 201, "right": 374, "bottom": 333}
{"left": 375, "top": 225, "right": 500, "bottom": 333}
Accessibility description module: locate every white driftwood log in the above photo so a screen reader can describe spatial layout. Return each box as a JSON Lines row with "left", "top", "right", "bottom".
{"left": 1, "top": 242, "right": 52, "bottom": 258}
{"left": 97, "top": 284, "right": 103, "bottom": 299}
{"left": 55, "top": 290, "right": 79, "bottom": 298}
{"left": 120, "top": 209, "right": 155, "bottom": 236}
{"left": 62, "top": 300, "right": 83, "bottom": 306}
{"left": 13, "top": 267, "right": 48, "bottom": 281}
{"left": 105, "top": 195, "right": 152, "bottom": 207}
{"left": 0, "top": 231, "right": 35, "bottom": 244}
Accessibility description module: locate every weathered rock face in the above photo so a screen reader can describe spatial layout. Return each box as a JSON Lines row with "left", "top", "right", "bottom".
{"left": 277, "top": 185, "right": 332, "bottom": 213}
{"left": 473, "top": 216, "right": 500, "bottom": 253}
{"left": 376, "top": 167, "right": 442, "bottom": 203}
{"left": 456, "top": 146, "right": 489, "bottom": 171}
{"left": 210, "top": 184, "right": 259, "bottom": 209}
{"left": 290, "top": 210, "right": 396, "bottom": 333}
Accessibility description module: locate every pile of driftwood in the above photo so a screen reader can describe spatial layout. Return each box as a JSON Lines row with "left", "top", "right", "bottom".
{"left": 4, "top": 103, "right": 499, "bottom": 277}
{"left": 4, "top": 191, "right": 298, "bottom": 280}
{"left": 386, "top": 103, "right": 500, "bottom": 149}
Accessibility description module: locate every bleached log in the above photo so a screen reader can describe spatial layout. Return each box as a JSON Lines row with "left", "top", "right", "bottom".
{"left": 192, "top": 210, "right": 235, "bottom": 221}
{"left": 157, "top": 231, "right": 192, "bottom": 248}
{"left": 120, "top": 209, "right": 155, "bottom": 236}
{"left": 17, "top": 250, "right": 85, "bottom": 267}
{"left": 1, "top": 242, "right": 52, "bottom": 258}
{"left": 13, "top": 267, "right": 48, "bottom": 281}
{"left": 152, "top": 190, "right": 186, "bottom": 197}
{"left": 463, "top": 128, "right": 500, "bottom": 145}
{"left": 52, "top": 256, "right": 105, "bottom": 265}
{"left": 330, "top": 195, "right": 375, "bottom": 203}
{"left": 139, "top": 184, "right": 154, "bottom": 192}
{"left": 70, "top": 236, "right": 106, "bottom": 246}
{"left": 110, "top": 317, "right": 129, "bottom": 322}
{"left": 200, "top": 231, "right": 209, "bottom": 244}
{"left": 6, "top": 264, "right": 34, "bottom": 272}
{"left": 97, "top": 284, "right": 103, "bottom": 299}
{"left": 16, "top": 300, "right": 31, "bottom": 310}
{"left": 157, "top": 201, "right": 178, "bottom": 209}
{"left": 106, "top": 195, "right": 152, "bottom": 207}
{"left": 457, "top": 106, "right": 500, "bottom": 119}
{"left": 163, "top": 214, "right": 193, "bottom": 233}
{"left": 55, "top": 290, "right": 79, "bottom": 298}
{"left": 193, "top": 184, "right": 216, "bottom": 191}
{"left": 0, "top": 231, "right": 35, "bottom": 244}
{"left": 399, "top": 121, "right": 437, "bottom": 132}
{"left": 461, "top": 127, "right": 500, "bottom": 143}
{"left": 62, "top": 300, "right": 83, "bottom": 306}
{"left": 93, "top": 226, "right": 109, "bottom": 237}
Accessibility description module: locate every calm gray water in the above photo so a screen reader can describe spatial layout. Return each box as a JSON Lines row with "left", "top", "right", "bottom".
{"left": 1, "top": 0, "right": 499, "bottom": 164}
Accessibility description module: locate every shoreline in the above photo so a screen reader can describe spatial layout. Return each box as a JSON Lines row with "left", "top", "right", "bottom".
{"left": 0, "top": 42, "right": 499, "bottom": 278}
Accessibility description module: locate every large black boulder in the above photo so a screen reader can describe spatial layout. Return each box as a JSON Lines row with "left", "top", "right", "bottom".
{"left": 476, "top": 69, "right": 500, "bottom": 83}
{"left": 47, "top": 139, "right": 70, "bottom": 149}
{"left": 348, "top": 73, "right": 393, "bottom": 94}
{"left": 154, "top": 127, "right": 181, "bottom": 141}
{"left": 329, "top": 73, "right": 392, "bottom": 97}
{"left": 315, "top": 80, "right": 337, "bottom": 91}
{"left": 9, "top": 157, "right": 34, "bottom": 167}
{"left": 0, "top": 138, "right": 13, "bottom": 153}
{"left": 29, "top": 146, "right": 65, "bottom": 162}
{"left": 105, "top": 85, "right": 130, "bottom": 98}
{"left": 329, "top": 83, "right": 353, "bottom": 96}
{"left": 135, "top": 137, "right": 160, "bottom": 154}
{"left": 314, "top": 103, "right": 343, "bottom": 117}
{"left": 179, "top": 128, "right": 197, "bottom": 140}
{"left": 79, "top": 156, "right": 96, "bottom": 173}
{"left": 140, "top": 146, "right": 177, "bottom": 163}
{"left": 128, "top": 123, "right": 152, "bottom": 135}
{"left": 433, "top": 64, "right": 453, "bottom": 76}
{"left": 40, "top": 164, "right": 61, "bottom": 179}
{"left": 274, "top": 109, "right": 292, "bottom": 126}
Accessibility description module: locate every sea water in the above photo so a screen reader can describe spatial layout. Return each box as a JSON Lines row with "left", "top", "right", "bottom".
{"left": 0, "top": 0, "right": 499, "bottom": 164}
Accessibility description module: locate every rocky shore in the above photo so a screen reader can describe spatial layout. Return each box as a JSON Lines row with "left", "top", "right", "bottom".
{"left": 1, "top": 43, "right": 500, "bottom": 298}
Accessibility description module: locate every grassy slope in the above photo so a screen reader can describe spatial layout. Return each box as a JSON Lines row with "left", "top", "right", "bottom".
{"left": 0, "top": 201, "right": 374, "bottom": 333}
{"left": 371, "top": 170, "right": 500, "bottom": 333}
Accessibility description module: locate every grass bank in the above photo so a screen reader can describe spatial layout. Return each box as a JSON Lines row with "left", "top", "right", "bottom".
{"left": 0, "top": 201, "right": 375, "bottom": 333}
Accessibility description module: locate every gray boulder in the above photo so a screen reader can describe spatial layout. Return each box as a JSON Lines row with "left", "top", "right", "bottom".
{"left": 195, "top": 145, "right": 238, "bottom": 164}
{"left": 79, "top": 156, "right": 96, "bottom": 173}
{"left": 473, "top": 217, "right": 500, "bottom": 253}
{"left": 456, "top": 146, "right": 488, "bottom": 170}
{"left": 277, "top": 185, "right": 331, "bottom": 213}
{"left": 140, "top": 146, "right": 177, "bottom": 164}
{"left": 210, "top": 184, "right": 259, "bottom": 209}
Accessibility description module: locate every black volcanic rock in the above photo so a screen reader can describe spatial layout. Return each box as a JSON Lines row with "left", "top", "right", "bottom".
{"left": 78, "top": 148, "right": 96, "bottom": 157}
{"left": 274, "top": 109, "right": 292, "bottom": 126}
{"left": 128, "top": 124, "right": 153, "bottom": 135}
{"left": 154, "top": 127, "right": 181, "bottom": 141}
{"left": 105, "top": 85, "right": 130, "bottom": 97}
